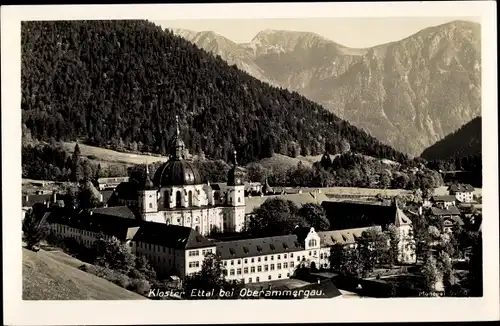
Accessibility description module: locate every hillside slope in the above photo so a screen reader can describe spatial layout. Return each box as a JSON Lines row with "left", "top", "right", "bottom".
{"left": 420, "top": 116, "right": 481, "bottom": 161}
{"left": 21, "top": 20, "right": 408, "bottom": 165}
{"left": 173, "top": 20, "right": 481, "bottom": 156}
{"left": 23, "top": 248, "right": 146, "bottom": 300}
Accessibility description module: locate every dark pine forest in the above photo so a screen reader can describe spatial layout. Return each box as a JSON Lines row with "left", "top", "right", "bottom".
{"left": 22, "top": 20, "right": 410, "bottom": 165}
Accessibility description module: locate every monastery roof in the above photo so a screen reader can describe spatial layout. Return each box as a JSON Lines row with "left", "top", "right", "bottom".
{"left": 245, "top": 192, "right": 330, "bottom": 215}
{"left": 448, "top": 184, "right": 474, "bottom": 193}
{"left": 133, "top": 223, "right": 214, "bottom": 250}
{"left": 45, "top": 206, "right": 141, "bottom": 241}
{"left": 215, "top": 231, "right": 310, "bottom": 260}
{"left": 321, "top": 201, "right": 410, "bottom": 230}
{"left": 430, "top": 206, "right": 461, "bottom": 216}
{"left": 90, "top": 206, "right": 137, "bottom": 219}
{"left": 317, "top": 226, "right": 383, "bottom": 246}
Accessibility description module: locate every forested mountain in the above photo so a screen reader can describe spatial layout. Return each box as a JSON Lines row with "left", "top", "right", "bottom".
{"left": 173, "top": 20, "right": 481, "bottom": 156}
{"left": 21, "top": 20, "right": 409, "bottom": 165}
{"left": 421, "top": 117, "right": 481, "bottom": 161}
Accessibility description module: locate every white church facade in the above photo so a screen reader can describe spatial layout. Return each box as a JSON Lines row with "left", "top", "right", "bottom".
{"left": 110, "top": 116, "right": 246, "bottom": 236}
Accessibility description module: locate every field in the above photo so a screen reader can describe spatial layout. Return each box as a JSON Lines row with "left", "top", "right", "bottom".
{"left": 62, "top": 142, "right": 169, "bottom": 167}
{"left": 22, "top": 247, "right": 146, "bottom": 300}
{"left": 434, "top": 186, "right": 482, "bottom": 196}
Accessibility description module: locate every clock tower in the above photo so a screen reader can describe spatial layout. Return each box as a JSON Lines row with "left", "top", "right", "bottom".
{"left": 225, "top": 150, "right": 246, "bottom": 232}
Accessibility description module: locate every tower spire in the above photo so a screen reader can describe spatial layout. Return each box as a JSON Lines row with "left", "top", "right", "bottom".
{"left": 175, "top": 115, "right": 180, "bottom": 137}
{"left": 233, "top": 150, "right": 238, "bottom": 166}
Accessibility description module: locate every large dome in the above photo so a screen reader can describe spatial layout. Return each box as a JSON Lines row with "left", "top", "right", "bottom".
{"left": 153, "top": 160, "right": 203, "bottom": 187}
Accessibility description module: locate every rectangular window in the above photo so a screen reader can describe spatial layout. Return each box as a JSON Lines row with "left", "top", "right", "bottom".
{"left": 230, "top": 269, "right": 235, "bottom": 276}
{"left": 258, "top": 257, "right": 261, "bottom": 262}
{"left": 278, "top": 274, "right": 282, "bottom": 279}
{"left": 257, "top": 266, "right": 262, "bottom": 272}
{"left": 264, "top": 265, "right": 269, "bottom": 271}
{"left": 238, "top": 260, "right": 241, "bottom": 265}
{"left": 297, "top": 256, "right": 300, "bottom": 261}
{"left": 251, "top": 258, "right": 255, "bottom": 263}
{"left": 277, "top": 263, "right": 281, "bottom": 270}
{"left": 231, "top": 260, "right": 234, "bottom": 265}
{"left": 250, "top": 266, "right": 255, "bottom": 273}
{"left": 287, "top": 273, "right": 290, "bottom": 277}
{"left": 320, "top": 253, "right": 324, "bottom": 259}
{"left": 314, "top": 250, "right": 317, "bottom": 255}
{"left": 244, "top": 259, "right": 248, "bottom": 264}
{"left": 291, "top": 262, "right": 294, "bottom": 268}
{"left": 268, "top": 275, "right": 271, "bottom": 280}
{"left": 224, "top": 261, "right": 227, "bottom": 266}
{"left": 248, "top": 278, "right": 252, "bottom": 283}
{"left": 284, "top": 254, "right": 287, "bottom": 259}
{"left": 256, "top": 277, "right": 260, "bottom": 282}
{"left": 277, "top": 255, "right": 281, "bottom": 260}
{"left": 244, "top": 267, "right": 249, "bottom": 274}
{"left": 270, "top": 264, "right": 275, "bottom": 271}
{"left": 309, "top": 251, "right": 312, "bottom": 256}
{"left": 284, "top": 262, "right": 288, "bottom": 268}
{"left": 271, "top": 256, "right": 274, "bottom": 260}
{"left": 264, "top": 256, "right": 268, "bottom": 261}
{"left": 237, "top": 268, "right": 242, "bottom": 275}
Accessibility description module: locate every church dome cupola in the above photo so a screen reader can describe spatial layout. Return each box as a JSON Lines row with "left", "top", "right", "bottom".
{"left": 153, "top": 115, "right": 203, "bottom": 187}
{"left": 227, "top": 150, "right": 245, "bottom": 186}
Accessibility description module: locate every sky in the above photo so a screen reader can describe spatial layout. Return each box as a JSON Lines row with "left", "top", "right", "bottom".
{"left": 154, "top": 17, "right": 481, "bottom": 48}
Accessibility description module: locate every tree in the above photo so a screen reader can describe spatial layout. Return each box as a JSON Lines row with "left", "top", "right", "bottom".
{"left": 329, "top": 244, "right": 364, "bottom": 277}
{"left": 465, "top": 232, "right": 483, "bottom": 296}
{"left": 77, "top": 180, "right": 101, "bottom": 209}
{"left": 246, "top": 198, "right": 307, "bottom": 237}
{"left": 357, "top": 228, "right": 390, "bottom": 274}
{"left": 22, "top": 209, "right": 49, "bottom": 250}
{"left": 131, "top": 255, "right": 157, "bottom": 282}
{"left": 340, "top": 139, "right": 351, "bottom": 154}
{"left": 297, "top": 203, "right": 330, "bottom": 231}
{"left": 183, "top": 253, "right": 242, "bottom": 299}
{"left": 386, "top": 224, "right": 400, "bottom": 266}
{"left": 93, "top": 236, "right": 135, "bottom": 274}
{"left": 421, "top": 255, "right": 442, "bottom": 295}
{"left": 71, "top": 143, "right": 83, "bottom": 182}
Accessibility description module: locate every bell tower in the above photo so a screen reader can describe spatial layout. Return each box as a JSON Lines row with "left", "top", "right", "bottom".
{"left": 138, "top": 163, "right": 158, "bottom": 217}
{"left": 225, "top": 150, "right": 246, "bottom": 232}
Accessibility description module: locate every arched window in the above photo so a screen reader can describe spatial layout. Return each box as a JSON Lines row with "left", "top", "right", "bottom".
{"left": 188, "top": 190, "right": 193, "bottom": 207}
{"left": 238, "top": 197, "right": 241, "bottom": 203}
{"left": 176, "top": 191, "right": 182, "bottom": 207}
{"left": 165, "top": 191, "right": 170, "bottom": 208}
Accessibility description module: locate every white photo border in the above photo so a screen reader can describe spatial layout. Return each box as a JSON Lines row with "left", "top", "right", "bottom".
{"left": 2, "top": 2, "right": 498, "bottom": 325}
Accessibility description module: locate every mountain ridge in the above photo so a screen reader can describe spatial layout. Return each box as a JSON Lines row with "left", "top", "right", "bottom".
{"left": 171, "top": 20, "right": 481, "bottom": 156}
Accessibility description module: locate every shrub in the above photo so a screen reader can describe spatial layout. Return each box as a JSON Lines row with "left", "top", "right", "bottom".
{"left": 128, "top": 279, "right": 151, "bottom": 295}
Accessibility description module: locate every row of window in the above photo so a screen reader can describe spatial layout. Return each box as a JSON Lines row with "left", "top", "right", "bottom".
{"left": 188, "top": 261, "right": 200, "bottom": 268}
{"left": 225, "top": 262, "right": 295, "bottom": 276}
{"left": 246, "top": 273, "right": 291, "bottom": 283}
{"left": 223, "top": 251, "right": 323, "bottom": 266}
{"left": 136, "top": 241, "right": 175, "bottom": 254}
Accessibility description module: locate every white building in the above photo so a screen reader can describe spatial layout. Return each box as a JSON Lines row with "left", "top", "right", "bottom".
{"left": 109, "top": 116, "right": 246, "bottom": 235}
{"left": 448, "top": 184, "right": 475, "bottom": 203}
